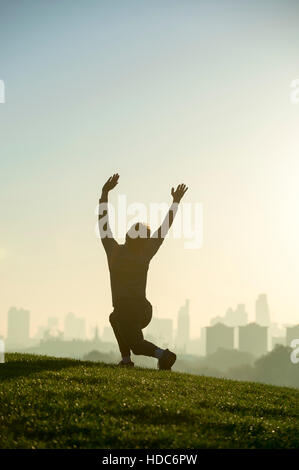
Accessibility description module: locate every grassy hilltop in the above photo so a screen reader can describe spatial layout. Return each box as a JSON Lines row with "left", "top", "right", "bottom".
{"left": 0, "top": 353, "right": 298, "bottom": 449}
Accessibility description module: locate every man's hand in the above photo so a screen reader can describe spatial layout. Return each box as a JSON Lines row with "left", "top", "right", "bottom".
{"left": 102, "top": 173, "right": 119, "bottom": 194}
{"left": 171, "top": 184, "right": 188, "bottom": 203}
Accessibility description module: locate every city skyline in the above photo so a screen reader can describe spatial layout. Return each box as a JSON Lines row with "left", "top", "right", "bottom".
{"left": 3, "top": 294, "right": 297, "bottom": 355}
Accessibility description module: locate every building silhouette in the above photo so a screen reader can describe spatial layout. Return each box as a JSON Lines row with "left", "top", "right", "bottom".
{"left": 34, "top": 317, "right": 61, "bottom": 341}
{"left": 64, "top": 313, "right": 85, "bottom": 340}
{"left": 225, "top": 304, "right": 248, "bottom": 327}
{"left": 239, "top": 323, "right": 268, "bottom": 357}
{"left": 255, "top": 294, "right": 270, "bottom": 326}
{"left": 206, "top": 323, "right": 234, "bottom": 356}
{"left": 7, "top": 307, "right": 30, "bottom": 346}
{"left": 176, "top": 299, "right": 190, "bottom": 352}
{"left": 286, "top": 325, "right": 299, "bottom": 348}
{"left": 211, "top": 304, "right": 248, "bottom": 328}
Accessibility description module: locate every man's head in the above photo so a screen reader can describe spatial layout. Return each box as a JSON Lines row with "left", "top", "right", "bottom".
{"left": 126, "top": 222, "right": 151, "bottom": 246}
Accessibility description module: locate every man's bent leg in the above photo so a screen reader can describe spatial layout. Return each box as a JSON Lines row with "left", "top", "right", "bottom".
{"left": 113, "top": 312, "right": 159, "bottom": 358}
{"left": 109, "top": 312, "right": 131, "bottom": 358}
{"left": 130, "top": 339, "right": 158, "bottom": 357}
{"left": 113, "top": 301, "right": 161, "bottom": 358}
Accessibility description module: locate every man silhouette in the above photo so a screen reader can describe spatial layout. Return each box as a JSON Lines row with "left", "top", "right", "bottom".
{"left": 98, "top": 174, "right": 188, "bottom": 369}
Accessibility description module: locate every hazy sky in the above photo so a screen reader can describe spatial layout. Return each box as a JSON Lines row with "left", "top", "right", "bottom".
{"left": 1, "top": 0, "right": 299, "bottom": 338}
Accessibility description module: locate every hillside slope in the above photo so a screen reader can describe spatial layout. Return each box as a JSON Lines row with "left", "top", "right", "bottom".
{"left": 0, "top": 353, "right": 298, "bottom": 449}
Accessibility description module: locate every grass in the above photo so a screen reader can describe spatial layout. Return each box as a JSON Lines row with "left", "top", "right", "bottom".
{"left": 0, "top": 353, "right": 298, "bottom": 449}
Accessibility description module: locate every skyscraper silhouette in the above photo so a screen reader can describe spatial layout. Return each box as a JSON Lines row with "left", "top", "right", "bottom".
{"left": 255, "top": 294, "right": 270, "bottom": 326}
{"left": 225, "top": 304, "right": 248, "bottom": 327}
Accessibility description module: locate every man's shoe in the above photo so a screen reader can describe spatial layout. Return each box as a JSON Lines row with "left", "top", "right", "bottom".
{"left": 118, "top": 360, "right": 134, "bottom": 367}
{"left": 158, "top": 349, "right": 177, "bottom": 370}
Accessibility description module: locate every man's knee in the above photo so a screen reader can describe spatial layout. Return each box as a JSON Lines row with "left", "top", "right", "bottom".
{"left": 109, "top": 312, "right": 116, "bottom": 327}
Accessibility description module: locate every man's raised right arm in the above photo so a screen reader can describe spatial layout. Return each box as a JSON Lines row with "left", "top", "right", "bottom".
{"left": 148, "top": 183, "right": 188, "bottom": 257}
{"left": 98, "top": 173, "right": 119, "bottom": 252}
